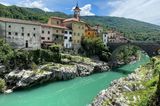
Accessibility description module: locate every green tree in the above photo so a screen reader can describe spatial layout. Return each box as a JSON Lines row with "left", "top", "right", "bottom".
{"left": 81, "top": 37, "right": 110, "bottom": 61}
{"left": 0, "top": 39, "right": 14, "bottom": 67}
{"left": 0, "top": 78, "right": 6, "bottom": 92}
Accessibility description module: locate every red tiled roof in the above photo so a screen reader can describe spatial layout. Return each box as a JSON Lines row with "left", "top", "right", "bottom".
{"left": 51, "top": 17, "right": 66, "bottom": 20}
{"left": 0, "top": 17, "right": 41, "bottom": 25}
{"left": 41, "top": 24, "right": 67, "bottom": 29}
{"left": 63, "top": 18, "right": 85, "bottom": 23}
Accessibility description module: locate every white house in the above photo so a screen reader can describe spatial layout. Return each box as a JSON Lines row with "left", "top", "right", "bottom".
{"left": 64, "top": 29, "right": 72, "bottom": 48}
{"left": 0, "top": 17, "right": 41, "bottom": 50}
{"left": 103, "top": 33, "right": 108, "bottom": 45}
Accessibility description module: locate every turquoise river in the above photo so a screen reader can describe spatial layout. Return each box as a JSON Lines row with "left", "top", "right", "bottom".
{"left": 0, "top": 54, "right": 150, "bottom": 106}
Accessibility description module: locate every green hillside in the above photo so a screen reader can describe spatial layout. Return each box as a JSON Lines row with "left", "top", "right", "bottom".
{"left": 0, "top": 4, "right": 160, "bottom": 41}
{"left": 0, "top": 4, "right": 69, "bottom": 23}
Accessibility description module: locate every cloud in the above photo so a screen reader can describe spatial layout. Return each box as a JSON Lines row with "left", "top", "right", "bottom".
{"left": 18, "top": 0, "right": 52, "bottom": 12}
{"left": 108, "top": 0, "right": 160, "bottom": 25}
{"left": 80, "top": 4, "right": 95, "bottom": 16}
{"left": 72, "top": 4, "right": 95, "bottom": 16}
{"left": 0, "top": 1, "right": 11, "bottom": 6}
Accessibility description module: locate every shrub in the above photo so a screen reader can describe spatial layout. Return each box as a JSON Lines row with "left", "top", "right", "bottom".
{"left": 0, "top": 78, "right": 6, "bottom": 92}
{"left": 30, "top": 49, "right": 61, "bottom": 64}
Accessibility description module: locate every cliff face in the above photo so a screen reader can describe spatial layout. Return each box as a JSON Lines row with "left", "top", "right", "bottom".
{"left": 91, "top": 56, "right": 160, "bottom": 106}
{"left": 4, "top": 59, "right": 110, "bottom": 91}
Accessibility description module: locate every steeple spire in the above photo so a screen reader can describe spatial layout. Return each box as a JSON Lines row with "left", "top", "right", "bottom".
{"left": 76, "top": 1, "right": 79, "bottom": 8}
{"left": 73, "top": 0, "right": 81, "bottom": 21}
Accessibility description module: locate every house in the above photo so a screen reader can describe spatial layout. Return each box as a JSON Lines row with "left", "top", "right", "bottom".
{"left": 92, "top": 25, "right": 104, "bottom": 34}
{"left": 85, "top": 24, "right": 97, "bottom": 38}
{"left": 64, "top": 29, "right": 72, "bottom": 48}
{"left": 0, "top": 17, "right": 41, "bottom": 50}
{"left": 103, "top": 33, "right": 108, "bottom": 45}
{"left": 102, "top": 30, "right": 129, "bottom": 44}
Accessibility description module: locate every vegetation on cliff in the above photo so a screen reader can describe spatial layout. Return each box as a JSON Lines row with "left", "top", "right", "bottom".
{"left": 0, "top": 39, "right": 62, "bottom": 70}
{"left": 111, "top": 45, "right": 140, "bottom": 65}
{"left": 100, "top": 56, "right": 160, "bottom": 106}
{"left": 81, "top": 37, "right": 110, "bottom": 62}
{"left": 0, "top": 78, "right": 5, "bottom": 92}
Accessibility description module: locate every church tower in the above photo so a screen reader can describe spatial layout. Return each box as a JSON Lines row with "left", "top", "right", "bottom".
{"left": 74, "top": 2, "right": 81, "bottom": 21}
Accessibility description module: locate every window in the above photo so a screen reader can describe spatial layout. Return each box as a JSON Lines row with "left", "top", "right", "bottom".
{"left": 77, "top": 40, "right": 80, "bottom": 43}
{"left": 41, "top": 37, "right": 45, "bottom": 40}
{"left": 64, "top": 36, "right": 67, "bottom": 39}
{"left": 74, "top": 33, "right": 76, "bottom": 36}
{"left": 27, "top": 33, "right": 30, "bottom": 37}
{"left": 33, "top": 28, "right": 36, "bottom": 30}
{"left": 56, "top": 30, "right": 59, "bottom": 33}
{"left": 65, "top": 31, "right": 68, "bottom": 34}
{"left": 78, "top": 33, "right": 80, "bottom": 36}
{"left": 22, "top": 27, "right": 24, "bottom": 32}
{"left": 8, "top": 25, "right": 11, "bottom": 28}
{"left": 82, "top": 27, "right": 84, "bottom": 29}
{"left": 22, "top": 33, "right": 24, "bottom": 36}
{"left": 33, "top": 34, "right": 36, "bottom": 37}
{"left": 69, "top": 32, "right": 72, "bottom": 34}
{"left": 48, "top": 31, "right": 50, "bottom": 34}
{"left": 8, "top": 32, "right": 11, "bottom": 35}
{"left": 15, "top": 32, "right": 18, "bottom": 36}
{"left": 56, "top": 35, "right": 59, "bottom": 39}
{"left": 48, "top": 37, "right": 50, "bottom": 40}
{"left": 69, "top": 37, "right": 72, "bottom": 42}
{"left": 42, "top": 30, "right": 44, "bottom": 34}
{"left": 57, "top": 21, "right": 59, "bottom": 25}
{"left": 88, "top": 32, "right": 90, "bottom": 35}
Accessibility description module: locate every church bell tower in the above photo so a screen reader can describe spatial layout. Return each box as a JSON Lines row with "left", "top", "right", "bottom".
{"left": 74, "top": 2, "right": 81, "bottom": 21}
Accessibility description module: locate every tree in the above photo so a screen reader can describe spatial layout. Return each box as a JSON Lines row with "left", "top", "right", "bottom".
{"left": 0, "top": 78, "right": 6, "bottom": 92}
{"left": 0, "top": 39, "right": 14, "bottom": 67}
{"left": 81, "top": 37, "right": 110, "bottom": 61}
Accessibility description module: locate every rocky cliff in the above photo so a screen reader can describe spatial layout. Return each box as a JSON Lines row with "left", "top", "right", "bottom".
{"left": 4, "top": 59, "right": 109, "bottom": 91}
{"left": 91, "top": 57, "right": 159, "bottom": 106}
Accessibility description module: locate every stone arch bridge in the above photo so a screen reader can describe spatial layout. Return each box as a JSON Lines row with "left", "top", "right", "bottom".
{"left": 107, "top": 41, "right": 160, "bottom": 56}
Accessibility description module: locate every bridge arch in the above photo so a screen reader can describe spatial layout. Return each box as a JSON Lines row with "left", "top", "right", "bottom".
{"left": 109, "top": 44, "right": 148, "bottom": 65}
{"left": 108, "top": 42, "right": 160, "bottom": 57}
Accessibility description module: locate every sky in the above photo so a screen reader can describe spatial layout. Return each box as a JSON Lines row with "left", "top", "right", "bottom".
{"left": 0, "top": 0, "right": 160, "bottom": 25}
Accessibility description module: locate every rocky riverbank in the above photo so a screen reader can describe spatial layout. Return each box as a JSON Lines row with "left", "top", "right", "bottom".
{"left": 91, "top": 60, "right": 155, "bottom": 106}
{"left": 1, "top": 55, "right": 110, "bottom": 92}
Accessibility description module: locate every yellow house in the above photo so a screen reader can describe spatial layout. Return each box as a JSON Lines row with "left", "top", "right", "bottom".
{"left": 85, "top": 24, "right": 97, "bottom": 38}
{"left": 63, "top": 18, "right": 85, "bottom": 50}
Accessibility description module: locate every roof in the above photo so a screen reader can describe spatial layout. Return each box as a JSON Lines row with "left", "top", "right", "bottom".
{"left": 50, "top": 17, "right": 66, "bottom": 20}
{"left": 63, "top": 18, "right": 85, "bottom": 24}
{"left": 74, "top": 3, "right": 81, "bottom": 11}
{"left": 41, "top": 24, "right": 67, "bottom": 29}
{"left": 0, "top": 17, "right": 41, "bottom": 25}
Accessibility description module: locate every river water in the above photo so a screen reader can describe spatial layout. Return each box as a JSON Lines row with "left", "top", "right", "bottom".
{"left": 0, "top": 54, "right": 150, "bottom": 106}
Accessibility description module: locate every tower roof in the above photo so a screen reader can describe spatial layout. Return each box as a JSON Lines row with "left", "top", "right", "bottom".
{"left": 74, "top": 2, "right": 81, "bottom": 11}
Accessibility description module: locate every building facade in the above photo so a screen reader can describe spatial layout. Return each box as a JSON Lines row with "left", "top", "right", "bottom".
{"left": 103, "top": 33, "right": 108, "bottom": 45}
{"left": 102, "top": 30, "right": 129, "bottom": 44}
{"left": 0, "top": 18, "right": 41, "bottom": 50}
{"left": 85, "top": 24, "right": 97, "bottom": 38}
{"left": 64, "top": 29, "right": 72, "bottom": 48}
